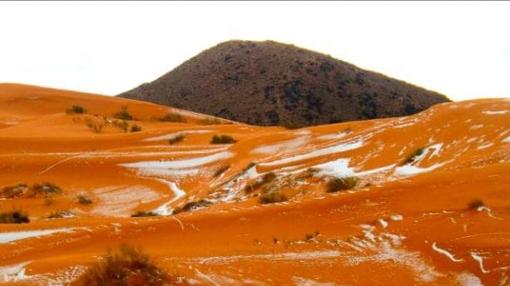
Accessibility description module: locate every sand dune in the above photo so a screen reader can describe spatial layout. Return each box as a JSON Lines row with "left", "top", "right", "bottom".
{"left": 0, "top": 84, "right": 508, "bottom": 285}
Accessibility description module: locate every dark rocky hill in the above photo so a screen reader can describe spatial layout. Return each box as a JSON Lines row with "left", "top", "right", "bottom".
{"left": 119, "top": 40, "right": 449, "bottom": 127}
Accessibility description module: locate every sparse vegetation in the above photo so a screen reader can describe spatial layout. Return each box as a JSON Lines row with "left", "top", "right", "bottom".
{"left": 158, "top": 113, "right": 186, "bottom": 123}
{"left": 244, "top": 172, "right": 277, "bottom": 193}
{"left": 32, "top": 182, "right": 62, "bottom": 197}
{"left": 326, "top": 176, "right": 358, "bottom": 193}
{"left": 199, "top": 117, "right": 222, "bottom": 125}
{"left": 402, "top": 147, "right": 426, "bottom": 165}
{"left": 173, "top": 199, "right": 212, "bottom": 214}
{"left": 113, "top": 106, "right": 134, "bottom": 121}
{"left": 47, "top": 210, "right": 75, "bottom": 219}
{"left": 468, "top": 199, "right": 485, "bottom": 210}
{"left": 67, "top": 105, "right": 87, "bottom": 114}
{"left": 130, "top": 124, "right": 142, "bottom": 132}
{"left": 0, "top": 183, "right": 29, "bottom": 198}
{"left": 85, "top": 116, "right": 106, "bottom": 133}
{"left": 1, "top": 182, "right": 62, "bottom": 199}
{"left": 113, "top": 120, "right": 129, "bottom": 132}
{"left": 77, "top": 244, "right": 171, "bottom": 286}
{"left": 168, "top": 134, "right": 185, "bottom": 145}
{"left": 77, "top": 194, "right": 93, "bottom": 205}
{"left": 259, "top": 189, "right": 287, "bottom": 204}
{"left": 0, "top": 210, "right": 29, "bottom": 224}
{"left": 210, "top": 134, "right": 237, "bottom": 144}
{"left": 131, "top": 211, "right": 158, "bottom": 217}
{"left": 213, "top": 165, "right": 230, "bottom": 177}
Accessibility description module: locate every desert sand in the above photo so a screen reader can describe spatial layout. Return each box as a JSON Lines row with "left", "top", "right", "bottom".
{"left": 0, "top": 83, "right": 509, "bottom": 285}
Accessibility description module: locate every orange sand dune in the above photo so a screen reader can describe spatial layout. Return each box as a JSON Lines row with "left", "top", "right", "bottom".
{"left": 0, "top": 84, "right": 509, "bottom": 285}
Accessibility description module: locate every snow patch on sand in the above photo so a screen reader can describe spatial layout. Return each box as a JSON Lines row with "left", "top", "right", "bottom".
{"left": 0, "top": 261, "right": 31, "bottom": 282}
{"left": 144, "top": 130, "right": 211, "bottom": 142}
{"left": 252, "top": 136, "right": 308, "bottom": 155}
{"left": 456, "top": 272, "right": 484, "bottom": 286}
{"left": 394, "top": 162, "right": 446, "bottom": 177}
{"left": 0, "top": 228, "right": 75, "bottom": 244}
{"left": 260, "top": 139, "right": 363, "bottom": 167}
{"left": 431, "top": 242, "right": 463, "bottom": 262}
{"left": 483, "top": 110, "right": 509, "bottom": 115}
{"left": 121, "top": 151, "right": 233, "bottom": 177}
{"left": 471, "top": 252, "right": 490, "bottom": 274}
{"left": 91, "top": 185, "right": 161, "bottom": 216}
{"left": 292, "top": 276, "right": 337, "bottom": 286}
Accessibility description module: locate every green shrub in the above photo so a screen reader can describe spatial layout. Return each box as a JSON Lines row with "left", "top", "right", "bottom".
{"left": 259, "top": 189, "right": 287, "bottom": 204}
{"left": 326, "top": 176, "right": 358, "bottom": 193}
{"left": 168, "top": 134, "right": 185, "bottom": 145}
{"left": 67, "top": 105, "right": 87, "bottom": 114}
{"left": 77, "top": 194, "right": 93, "bottom": 205}
{"left": 113, "top": 106, "right": 133, "bottom": 121}
{"left": 131, "top": 211, "right": 158, "bottom": 217}
{"left": 158, "top": 113, "right": 186, "bottom": 123}
{"left": 77, "top": 244, "right": 171, "bottom": 286}
{"left": 130, "top": 124, "right": 142, "bottom": 132}
{"left": 0, "top": 210, "right": 29, "bottom": 224}
{"left": 210, "top": 134, "right": 237, "bottom": 144}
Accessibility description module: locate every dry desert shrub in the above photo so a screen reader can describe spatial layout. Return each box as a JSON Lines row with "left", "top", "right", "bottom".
{"left": 76, "top": 245, "right": 177, "bottom": 286}
{"left": 210, "top": 134, "right": 236, "bottom": 144}
{"left": 158, "top": 113, "right": 186, "bottom": 123}
{"left": 326, "top": 177, "right": 358, "bottom": 193}
{"left": 0, "top": 210, "right": 29, "bottom": 224}
{"left": 67, "top": 105, "right": 87, "bottom": 114}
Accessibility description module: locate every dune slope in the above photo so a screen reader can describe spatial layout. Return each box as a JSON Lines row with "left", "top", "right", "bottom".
{"left": 0, "top": 84, "right": 508, "bottom": 285}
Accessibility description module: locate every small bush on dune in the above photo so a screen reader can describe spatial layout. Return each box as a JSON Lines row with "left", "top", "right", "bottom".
{"left": 173, "top": 200, "right": 212, "bottom": 214}
{"left": 244, "top": 172, "right": 277, "bottom": 193}
{"left": 85, "top": 117, "right": 106, "bottom": 133}
{"left": 113, "top": 120, "right": 129, "bottom": 132}
{"left": 113, "top": 106, "right": 134, "bottom": 121}
{"left": 468, "top": 199, "right": 485, "bottom": 210}
{"left": 32, "top": 182, "right": 62, "bottom": 197}
{"left": 401, "top": 147, "right": 425, "bottom": 165}
{"left": 67, "top": 105, "right": 87, "bottom": 114}
{"left": 210, "top": 134, "right": 237, "bottom": 144}
{"left": 77, "top": 244, "right": 172, "bottom": 286}
{"left": 1, "top": 182, "right": 62, "bottom": 199}
{"left": 259, "top": 189, "right": 287, "bottom": 204}
{"left": 47, "top": 210, "right": 75, "bottom": 219}
{"left": 168, "top": 134, "right": 185, "bottom": 145}
{"left": 159, "top": 113, "right": 186, "bottom": 123}
{"left": 77, "top": 194, "right": 93, "bottom": 205}
{"left": 0, "top": 210, "right": 29, "bottom": 224}
{"left": 0, "top": 183, "right": 29, "bottom": 198}
{"left": 131, "top": 211, "right": 159, "bottom": 217}
{"left": 130, "top": 124, "right": 142, "bottom": 133}
{"left": 326, "top": 176, "right": 358, "bottom": 193}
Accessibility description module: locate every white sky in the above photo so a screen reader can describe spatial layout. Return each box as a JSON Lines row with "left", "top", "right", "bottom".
{"left": 0, "top": 1, "right": 509, "bottom": 100}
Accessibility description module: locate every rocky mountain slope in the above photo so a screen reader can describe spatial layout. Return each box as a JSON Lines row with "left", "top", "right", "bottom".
{"left": 0, "top": 84, "right": 508, "bottom": 285}
{"left": 119, "top": 40, "right": 450, "bottom": 127}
